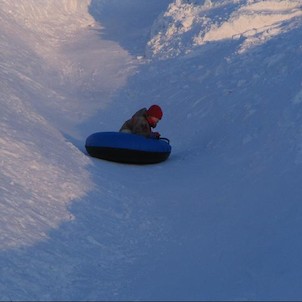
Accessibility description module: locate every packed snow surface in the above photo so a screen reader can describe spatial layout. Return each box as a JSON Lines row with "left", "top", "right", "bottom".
{"left": 1, "top": 0, "right": 302, "bottom": 300}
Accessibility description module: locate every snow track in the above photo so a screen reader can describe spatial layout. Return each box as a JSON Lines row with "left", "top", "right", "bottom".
{"left": 1, "top": 0, "right": 302, "bottom": 300}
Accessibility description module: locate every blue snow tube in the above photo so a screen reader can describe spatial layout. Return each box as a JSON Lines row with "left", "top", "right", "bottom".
{"left": 85, "top": 132, "right": 171, "bottom": 164}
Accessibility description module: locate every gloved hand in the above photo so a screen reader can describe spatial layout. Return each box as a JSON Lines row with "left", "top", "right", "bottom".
{"left": 150, "top": 132, "right": 160, "bottom": 139}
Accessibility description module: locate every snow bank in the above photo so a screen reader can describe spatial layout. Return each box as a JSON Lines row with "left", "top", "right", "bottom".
{"left": 0, "top": 0, "right": 137, "bottom": 250}
{"left": 147, "top": 0, "right": 302, "bottom": 58}
{"left": 0, "top": 0, "right": 97, "bottom": 249}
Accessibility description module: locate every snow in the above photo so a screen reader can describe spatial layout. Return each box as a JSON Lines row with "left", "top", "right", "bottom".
{"left": 1, "top": 0, "right": 302, "bottom": 300}
{"left": 147, "top": 0, "right": 302, "bottom": 57}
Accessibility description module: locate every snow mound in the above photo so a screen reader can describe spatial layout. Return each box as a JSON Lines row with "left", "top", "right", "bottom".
{"left": 147, "top": 0, "right": 302, "bottom": 58}
{"left": 0, "top": 0, "right": 97, "bottom": 249}
{"left": 1, "top": 0, "right": 136, "bottom": 249}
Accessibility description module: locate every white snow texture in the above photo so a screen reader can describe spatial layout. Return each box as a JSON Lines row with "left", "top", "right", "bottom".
{"left": 1, "top": 0, "right": 302, "bottom": 300}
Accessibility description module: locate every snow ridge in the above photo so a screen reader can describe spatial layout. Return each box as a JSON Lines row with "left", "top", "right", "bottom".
{"left": 1, "top": 0, "right": 135, "bottom": 249}
{"left": 147, "top": 0, "right": 302, "bottom": 58}
{"left": 1, "top": 0, "right": 99, "bottom": 249}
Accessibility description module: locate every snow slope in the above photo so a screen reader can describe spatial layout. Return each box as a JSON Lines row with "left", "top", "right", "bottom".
{"left": 147, "top": 0, "right": 302, "bottom": 57}
{"left": 1, "top": 0, "right": 302, "bottom": 300}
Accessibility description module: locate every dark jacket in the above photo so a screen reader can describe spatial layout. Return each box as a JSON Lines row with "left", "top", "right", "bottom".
{"left": 119, "top": 108, "right": 152, "bottom": 137}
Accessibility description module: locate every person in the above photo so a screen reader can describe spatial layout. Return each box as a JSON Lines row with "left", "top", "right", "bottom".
{"left": 119, "top": 104, "right": 163, "bottom": 138}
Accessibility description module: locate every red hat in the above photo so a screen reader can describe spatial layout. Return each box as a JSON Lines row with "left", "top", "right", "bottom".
{"left": 147, "top": 105, "right": 163, "bottom": 120}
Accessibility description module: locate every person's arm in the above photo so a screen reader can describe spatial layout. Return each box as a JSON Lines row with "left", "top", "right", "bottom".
{"left": 132, "top": 117, "right": 151, "bottom": 137}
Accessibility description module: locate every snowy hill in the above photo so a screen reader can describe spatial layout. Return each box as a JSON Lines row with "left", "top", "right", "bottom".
{"left": 1, "top": 0, "right": 302, "bottom": 300}
{"left": 147, "top": 0, "right": 302, "bottom": 58}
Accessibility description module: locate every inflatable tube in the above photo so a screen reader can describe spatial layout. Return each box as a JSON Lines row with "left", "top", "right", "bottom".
{"left": 85, "top": 132, "right": 171, "bottom": 164}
